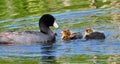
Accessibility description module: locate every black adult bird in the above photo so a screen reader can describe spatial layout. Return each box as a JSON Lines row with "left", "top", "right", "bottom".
{"left": 0, "top": 14, "right": 59, "bottom": 45}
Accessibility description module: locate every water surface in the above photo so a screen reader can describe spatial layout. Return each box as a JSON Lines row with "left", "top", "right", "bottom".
{"left": 0, "top": 8, "right": 120, "bottom": 64}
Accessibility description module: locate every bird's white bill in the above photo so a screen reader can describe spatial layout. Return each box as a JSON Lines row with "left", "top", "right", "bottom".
{"left": 53, "top": 21, "right": 59, "bottom": 28}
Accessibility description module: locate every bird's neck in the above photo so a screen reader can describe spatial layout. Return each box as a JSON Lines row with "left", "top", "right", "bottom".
{"left": 83, "top": 32, "right": 89, "bottom": 39}
{"left": 40, "top": 24, "right": 53, "bottom": 35}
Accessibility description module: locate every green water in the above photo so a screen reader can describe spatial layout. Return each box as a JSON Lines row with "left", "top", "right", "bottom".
{"left": 0, "top": 0, "right": 111, "bottom": 20}
{"left": 0, "top": 0, "right": 120, "bottom": 64}
{"left": 0, "top": 54, "right": 120, "bottom": 64}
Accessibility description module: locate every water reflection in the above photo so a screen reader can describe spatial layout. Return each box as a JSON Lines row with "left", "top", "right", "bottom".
{"left": 111, "top": 10, "right": 120, "bottom": 24}
{"left": 63, "top": 0, "right": 70, "bottom": 6}
{"left": 39, "top": 45, "right": 58, "bottom": 64}
{"left": 0, "top": 0, "right": 120, "bottom": 63}
{"left": 0, "top": 0, "right": 111, "bottom": 20}
{"left": 111, "top": 0, "right": 120, "bottom": 24}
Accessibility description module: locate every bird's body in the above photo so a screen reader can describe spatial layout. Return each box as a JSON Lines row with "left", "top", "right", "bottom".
{"left": 61, "top": 29, "right": 82, "bottom": 40}
{"left": 84, "top": 28, "right": 105, "bottom": 40}
{"left": 0, "top": 14, "right": 58, "bottom": 45}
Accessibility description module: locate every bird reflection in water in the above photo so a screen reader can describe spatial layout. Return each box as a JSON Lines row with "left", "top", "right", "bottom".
{"left": 39, "top": 45, "right": 58, "bottom": 64}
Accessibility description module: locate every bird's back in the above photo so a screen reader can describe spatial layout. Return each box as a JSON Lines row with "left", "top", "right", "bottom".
{"left": 0, "top": 31, "right": 56, "bottom": 45}
{"left": 88, "top": 32, "right": 105, "bottom": 39}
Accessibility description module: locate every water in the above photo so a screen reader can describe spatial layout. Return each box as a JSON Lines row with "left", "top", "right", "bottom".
{"left": 0, "top": 8, "right": 120, "bottom": 64}
{"left": 0, "top": 0, "right": 120, "bottom": 63}
{"left": 0, "top": 0, "right": 91, "bottom": 20}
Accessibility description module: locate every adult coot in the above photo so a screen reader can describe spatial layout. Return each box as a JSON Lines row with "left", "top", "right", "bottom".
{"left": 0, "top": 14, "right": 59, "bottom": 45}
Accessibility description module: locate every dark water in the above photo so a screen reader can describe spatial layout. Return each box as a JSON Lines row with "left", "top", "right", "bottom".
{"left": 0, "top": 8, "right": 120, "bottom": 64}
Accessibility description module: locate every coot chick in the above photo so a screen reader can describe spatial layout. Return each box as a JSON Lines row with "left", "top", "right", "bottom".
{"left": 61, "top": 29, "right": 82, "bottom": 40}
{"left": 83, "top": 28, "right": 105, "bottom": 40}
